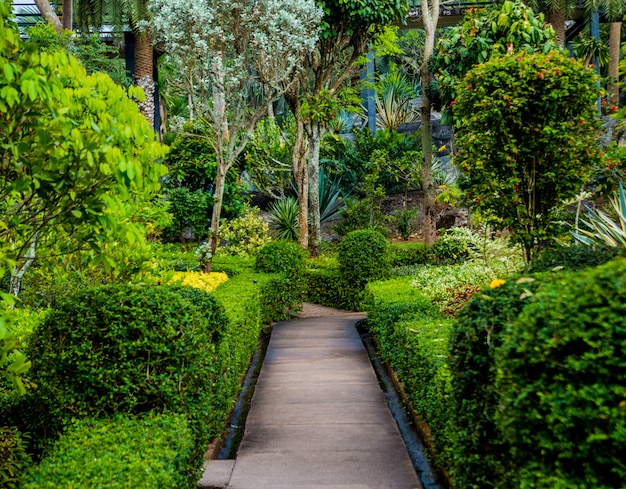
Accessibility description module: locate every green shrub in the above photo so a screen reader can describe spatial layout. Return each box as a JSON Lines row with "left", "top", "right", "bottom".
{"left": 389, "top": 243, "right": 433, "bottom": 267}
{"left": 211, "top": 254, "right": 255, "bottom": 277}
{"left": 21, "top": 414, "right": 197, "bottom": 489}
{"left": 220, "top": 206, "right": 272, "bottom": 256}
{"left": 26, "top": 284, "right": 226, "bottom": 439}
{"left": 337, "top": 229, "right": 391, "bottom": 288}
{"left": 448, "top": 277, "right": 544, "bottom": 488}
{"left": 0, "top": 426, "right": 32, "bottom": 489}
{"left": 255, "top": 241, "right": 306, "bottom": 278}
{"left": 528, "top": 244, "right": 619, "bottom": 273}
{"left": 305, "top": 268, "right": 363, "bottom": 311}
{"left": 333, "top": 197, "right": 391, "bottom": 237}
{"left": 496, "top": 259, "right": 626, "bottom": 488}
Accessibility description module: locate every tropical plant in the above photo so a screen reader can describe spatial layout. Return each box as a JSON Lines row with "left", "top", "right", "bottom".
{"left": 572, "top": 33, "right": 611, "bottom": 67}
{"left": 572, "top": 181, "right": 626, "bottom": 248}
{"left": 267, "top": 197, "right": 299, "bottom": 241}
{"left": 392, "top": 207, "right": 419, "bottom": 240}
{"left": 454, "top": 51, "right": 602, "bottom": 264}
{"left": 373, "top": 70, "right": 420, "bottom": 130}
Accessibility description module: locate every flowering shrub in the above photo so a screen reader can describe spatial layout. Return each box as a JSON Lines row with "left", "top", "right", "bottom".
{"left": 168, "top": 271, "right": 229, "bottom": 293}
{"left": 454, "top": 51, "right": 603, "bottom": 263}
{"left": 219, "top": 207, "right": 271, "bottom": 256}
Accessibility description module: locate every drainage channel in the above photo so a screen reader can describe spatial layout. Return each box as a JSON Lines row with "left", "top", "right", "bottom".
{"left": 215, "top": 315, "right": 446, "bottom": 489}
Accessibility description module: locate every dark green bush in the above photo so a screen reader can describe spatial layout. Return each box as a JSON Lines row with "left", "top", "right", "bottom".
{"left": 389, "top": 243, "right": 434, "bottom": 267}
{"left": 254, "top": 241, "right": 306, "bottom": 278}
{"left": 337, "top": 229, "right": 391, "bottom": 288}
{"left": 528, "top": 244, "right": 619, "bottom": 272}
{"left": 448, "top": 277, "right": 547, "bottom": 488}
{"left": 305, "top": 268, "right": 363, "bottom": 311}
{"left": 21, "top": 414, "right": 197, "bottom": 489}
{"left": 0, "top": 426, "right": 32, "bottom": 488}
{"left": 430, "top": 231, "right": 475, "bottom": 264}
{"left": 496, "top": 259, "right": 626, "bottom": 488}
{"left": 26, "top": 284, "right": 226, "bottom": 438}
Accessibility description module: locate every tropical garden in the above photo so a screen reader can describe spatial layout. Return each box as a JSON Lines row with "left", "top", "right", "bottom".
{"left": 1, "top": 0, "right": 626, "bottom": 487}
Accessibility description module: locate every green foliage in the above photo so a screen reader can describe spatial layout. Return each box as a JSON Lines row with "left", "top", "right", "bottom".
{"left": 304, "top": 268, "right": 363, "bottom": 311}
{"left": 365, "top": 278, "right": 454, "bottom": 469}
{"left": 26, "top": 284, "right": 226, "bottom": 438}
{"left": 573, "top": 182, "right": 626, "bottom": 248}
{"left": 529, "top": 245, "right": 620, "bottom": 272}
{"left": 334, "top": 196, "right": 391, "bottom": 237}
{"left": 389, "top": 243, "right": 433, "bottom": 267}
{"left": 454, "top": 51, "right": 602, "bottom": 263}
{"left": 25, "top": 23, "right": 130, "bottom": 87}
{"left": 220, "top": 206, "right": 272, "bottom": 256}
{"left": 430, "top": 0, "right": 557, "bottom": 124}
{"left": 392, "top": 207, "right": 419, "bottom": 240}
{"left": 496, "top": 259, "right": 626, "bottom": 488}
{"left": 337, "top": 229, "right": 391, "bottom": 288}
{"left": 373, "top": 69, "right": 419, "bottom": 130}
{"left": 448, "top": 276, "right": 548, "bottom": 488}
{"left": 21, "top": 414, "right": 197, "bottom": 489}
{"left": 0, "top": 6, "right": 167, "bottom": 281}
{"left": 163, "top": 187, "right": 211, "bottom": 242}
{"left": 0, "top": 426, "right": 31, "bottom": 488}
{"left": 255, "top": 241, "right": 306, "bottom": 278}
{"left": 267, "top": 197, "right": 300, "bottom": 241}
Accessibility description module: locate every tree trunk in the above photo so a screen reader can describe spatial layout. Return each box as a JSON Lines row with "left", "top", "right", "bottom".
{"left": 62, "top": 0, "right": 72, "bottom": 30}
{"left": 609, "top": 22, "right": 621, "bottom": 106}
{"left": 546, "top": 9, "right": 566, "bottom": 48}
{"left": 421, "top": 0, "right": 439, "bottom": 246}
{"left": 9, "top": 233, "right": 39, "bottom": 299}
{"left": 205, "top": 161, "right": 228, "bottom": 273}
{"left": 308, "top": 122, "right": 323, "bottom": 257}
{"left": 293, "top": 113, "right": 309, "bottom": 249}
{"left": 134, "top": 32, "right": 156, "bottom": 128}
{"left": 34, "top": 0, "right": 63, "bottom": 34}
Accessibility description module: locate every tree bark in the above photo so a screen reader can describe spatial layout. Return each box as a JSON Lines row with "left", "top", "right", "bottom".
{"left": 205, "top": 161, "right": 228, "bottom": 273}
{"left": 546, "top": 9, "right": 566, "bottom": 48}
{"left": 609, "top": 22, "right": 621, "bottom": 106}
{"left": 293, "top": 112, "right": 309, "bottom": 249}
{"left": 34, "top": 0, "right": 63, "bottom": 34}
{"left": 134, "top": 32, "right": 156, "bottom": 128}
{"left": 62, "top": 0, "right": 72, "bottom": 30}
{"left": 421, "top": 0, "right": 439, "bottom": 246}
{"left": 10, "top": 233, "right": 39, "bottom": 299}
{"left": 308, "top": 122, "right": 323, "bottom": 256}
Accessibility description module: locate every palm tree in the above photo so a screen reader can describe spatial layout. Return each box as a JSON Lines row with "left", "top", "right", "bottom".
{"left": 32, "top": 0, "right": 156, "bottom": 126}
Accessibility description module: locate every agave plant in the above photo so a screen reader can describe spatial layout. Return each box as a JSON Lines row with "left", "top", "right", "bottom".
{"left": 267, "top": 197, "right": 299, "bottom": 241}
{"left": 318, "top": 171, "right": 346, "bottom": 223}
{"left": 372, "top": 71, "right": 420, "bottom": 131}
{"left": 572, "top": 181, "right": 626, "bottom": 248}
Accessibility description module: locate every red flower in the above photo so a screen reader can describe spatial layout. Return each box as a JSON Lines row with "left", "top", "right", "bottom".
{"left": 451, "top": 100, "right": 455, "bottom": 106}
{"left": 466, "top": 85, "right": 472, "bottom": 89}
{"left": 611, "top": 105, "right": 618, "bottom": 112}
{"left": 513, "top": 184, "right": 519, "bottom": 190}
{"left": 602, "top": 100, "right": 608, "bottom": 105}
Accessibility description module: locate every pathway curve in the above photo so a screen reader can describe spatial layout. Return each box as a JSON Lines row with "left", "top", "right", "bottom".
{"left": 200, "top": 310, "right": 423, "bottom": 489}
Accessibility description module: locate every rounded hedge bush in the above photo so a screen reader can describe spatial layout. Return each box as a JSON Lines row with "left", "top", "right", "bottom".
{"left": 337, "top": 229, "right": 391, "bottom": 287}
{"left": 27, "top": 284, "right": 227, "bottom": 425}
{"left": 497, "top": 258, "right": 626, "bottom": 488}
{"left": 254, "top": 241, "right": 306, "bottom": 278}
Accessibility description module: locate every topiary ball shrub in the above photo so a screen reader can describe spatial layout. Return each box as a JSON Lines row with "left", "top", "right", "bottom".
{"left": 496, "top": 258, "right": 626, "bottom": 488}
{"left": 254, "top": 241, "right": 306, "bottom": 278}
{"left": 337, "top": 229, "right": 391, "bottom": 288}
{"left": 27, "top": 284, "right": 227, "bottom": 429}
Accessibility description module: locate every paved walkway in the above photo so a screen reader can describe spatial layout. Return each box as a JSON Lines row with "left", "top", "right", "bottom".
{"left": 199, "top": 313, "right": 423, "bottom": 489}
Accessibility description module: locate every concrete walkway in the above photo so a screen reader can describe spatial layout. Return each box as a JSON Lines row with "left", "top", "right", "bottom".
{"left": 199, "top": 313, "right": 423, "bottom": 489}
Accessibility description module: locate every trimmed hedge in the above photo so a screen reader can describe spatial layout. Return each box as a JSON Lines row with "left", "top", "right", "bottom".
{"left": 304, "top": 268, "right": 363, "bottom": 311}
{"left": 254, "top": 241, "right": 306, "bottom": 278}
{"left": 337, "top": 229, "right": 391, "bottom": 288}
{"left": 496, "top": 259, "right": 626, "bottom": 488}
{"left": 21, "top": 414, "right": 196, "bottom": 489}
{"left": 365, "top": 278, "right": 455, "bottom": 470}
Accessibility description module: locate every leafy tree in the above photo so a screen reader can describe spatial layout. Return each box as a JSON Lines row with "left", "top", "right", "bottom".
{"left": 286, "top": 0, "right": 409, "bottom": 255}
{"left": 149, "top": 0, "right": 322, "bottom": 272}
{"left": 430, "top": 0, "right": 557, "bottom": 125}
{"left": 454, "top": 51, "right": 603, "bottom": 263}
{"left": 0, "top": 2, "right": 167, "bottom": 295}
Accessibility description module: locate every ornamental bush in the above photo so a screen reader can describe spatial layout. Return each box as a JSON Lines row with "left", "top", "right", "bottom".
{"left": 254, "top": 241, "right": 306, "bottom": 278}
{"left": 496, "top": 259, "right": 626, "bottom": 488}
{"left": 21, "top": 414, "right": 196, "bottom": 489}
{"left": 454, "top": 50, "right": 602, "bottom": 263}
{"left": 220, "top": 206, "right": 272, "bottom": 256}
{"left": 0, "top": 426, "right": 32, "bottom": 489}
{"left": 337, "top": 229, "right": 391, "bottom": 288}
{"left": 27, "top": 284, "right": 227, "bottom": 433}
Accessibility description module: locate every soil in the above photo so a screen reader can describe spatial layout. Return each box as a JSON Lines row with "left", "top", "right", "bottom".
{"left": 294, "top": 302, "right": 354, "bottom": 318}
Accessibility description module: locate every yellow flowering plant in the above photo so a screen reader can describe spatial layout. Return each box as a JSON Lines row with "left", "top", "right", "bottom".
{"left": 167, "top": 271, "right": 229, "bottom": 294}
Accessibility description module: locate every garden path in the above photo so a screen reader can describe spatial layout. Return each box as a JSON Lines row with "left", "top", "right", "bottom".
{"left": 198, "top": 307, "right": 423, "bottom": 489}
